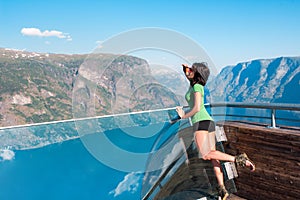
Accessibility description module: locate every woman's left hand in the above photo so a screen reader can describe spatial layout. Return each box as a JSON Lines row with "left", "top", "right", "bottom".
{"left": 176, "top": 106, "right": 185, "bottom": 119}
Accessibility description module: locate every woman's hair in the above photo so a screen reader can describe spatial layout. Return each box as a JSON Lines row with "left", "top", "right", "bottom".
{"left": 191, "top": 62, "right": 210, "bottom": 86}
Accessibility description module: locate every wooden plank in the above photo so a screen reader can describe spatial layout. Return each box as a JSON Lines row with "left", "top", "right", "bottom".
{"left": 235, "top": 181, "right": 299, "bottom": 200}
{"left": 221, "top": 121, "right": 300, "bottom": 200}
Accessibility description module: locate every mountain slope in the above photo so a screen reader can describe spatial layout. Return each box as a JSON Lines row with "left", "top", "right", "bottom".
{"left": 1, "top": 48, "right": 298, "bottom": 127}
{"left": 0, "top": 48, "right": 84, "bottom": 126}
{"left": 0, "top": 48, "right": 181, "bottom": 127}
{"left": 207, "top": 57, "right": 300, "bottom": 104}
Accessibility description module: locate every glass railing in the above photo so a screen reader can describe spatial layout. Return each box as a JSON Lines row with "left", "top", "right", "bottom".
{"left": 208, "top": 102, "right": 300, "bottom": 128}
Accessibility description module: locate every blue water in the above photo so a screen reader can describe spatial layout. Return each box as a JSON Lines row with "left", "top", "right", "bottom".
{"left": 0, "top": 137, "right": 142, "bottom": 200}
{"left": 0, "top": 115, "right": 182, "bottom": 200}
{"left": 1, "top": 105, "right": 298, "bottom": 200}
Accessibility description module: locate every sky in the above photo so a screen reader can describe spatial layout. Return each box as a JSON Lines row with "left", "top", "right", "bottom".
{"left": 1, "top": 0, "right": 300, "bottom": 70}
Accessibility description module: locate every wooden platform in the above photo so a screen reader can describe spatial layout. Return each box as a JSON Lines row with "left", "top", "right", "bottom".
{"left": 150, "top": 126, "right": 237, "bottom": 200}
{"left": 220, "top": 121, "right": 300, "bottom": 200}
{"left": 145, "top": 121, "right": 299, "bottom": 200}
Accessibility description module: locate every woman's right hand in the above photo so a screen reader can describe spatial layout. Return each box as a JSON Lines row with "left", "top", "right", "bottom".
{"left": 176, "top": 106, "right": 185, "bottom": 119}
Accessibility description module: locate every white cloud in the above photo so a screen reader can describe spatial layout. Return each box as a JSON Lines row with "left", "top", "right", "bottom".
{"left": 95, "top": 40, "right": 104, "bottom": 49}
{"left": 95, "top": 40, "right": 103, "bottom": 45}
{"left": 109, "top": 172, "right": 142, "bottom": 197}
{"left": 0, "top": 149, "right": 15, "bottom": 161}
{"left": 21, "top": 27, "right": 72, "bottom": 41}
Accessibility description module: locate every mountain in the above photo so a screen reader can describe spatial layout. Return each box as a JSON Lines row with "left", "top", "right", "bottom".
{"left": 0, "top": 48, "right": 84, "bottom": 126}
{"left": 1, "top": 48, "right": 298, "bottom": 127}
{"left": 0, "top": 48, "right": 181, "bottom": 127}
{"left": 207, "top": 57, "right": 300, "bottom": 104}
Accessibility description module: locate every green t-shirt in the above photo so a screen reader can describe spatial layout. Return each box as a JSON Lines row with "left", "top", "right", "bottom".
{"left": 185, "top": 83, "right": 213, "bottom": 124}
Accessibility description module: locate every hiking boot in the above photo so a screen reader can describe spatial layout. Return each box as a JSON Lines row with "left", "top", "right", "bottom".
{"left": 235, "top": 153, "right": 255, "bottom": 171}
{"left": 217, "top": 185, "right": 229, "bottom": 200}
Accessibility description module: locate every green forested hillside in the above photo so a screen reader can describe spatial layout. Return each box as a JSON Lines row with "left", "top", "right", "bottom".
{"left": 0, "top": 48, "right": 181, "bottom": 127}
{"left": 0, "top": 49, "right": 85, "bottom": 126}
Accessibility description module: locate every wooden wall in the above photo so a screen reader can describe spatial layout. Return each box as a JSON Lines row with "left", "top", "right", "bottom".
{"left": 221, "top": 121, "right": 300, "bottom": 200}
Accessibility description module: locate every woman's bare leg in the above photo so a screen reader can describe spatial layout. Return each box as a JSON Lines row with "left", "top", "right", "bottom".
{"left": 194, "top": 130, "right": 254, "bottom": 169}
{"left": 211, "top": 159, "right": 224, "bottom": 186}
{"left": 194, "top": 131, "right": 226, "bottom": 184}
{"left": 194, "top": 130, "right": 234, "bottom": 161}
{"left": 205, "top": 150, "right": 235, "bottom": 162}
{"left": 194, "top": 130, "right": 229, "bottom": 199}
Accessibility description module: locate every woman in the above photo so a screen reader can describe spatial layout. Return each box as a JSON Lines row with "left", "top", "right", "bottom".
{"left": 176, "top": 63, "right": 255, "bottom": 200}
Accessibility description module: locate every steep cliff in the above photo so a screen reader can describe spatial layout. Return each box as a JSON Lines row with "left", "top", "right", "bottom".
{"left": 0, "top": 48, "right": 180, "bottom": 127}
{"left": 207, "top": 57, "right": 300, "bottom": 104}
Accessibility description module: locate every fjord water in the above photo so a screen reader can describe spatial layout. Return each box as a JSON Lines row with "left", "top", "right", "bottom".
{"left": 0, "top": 120, "right": 179, "bottom": 200}
{"left": 1, "top": 105, "right": 298, "bottom": 200}
{"left": 1, "top": 138, "right": 120, "bottom": 200}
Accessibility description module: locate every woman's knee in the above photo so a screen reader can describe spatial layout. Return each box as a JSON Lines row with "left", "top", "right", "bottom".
{"left": 202, "top": 156, "right": 210, "bottom": 160}
{"left": 201, "top": 150, "right": 216, "bottom": 160}
{"left": 201, "top": 152, "right": 211, "bottom": 160}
